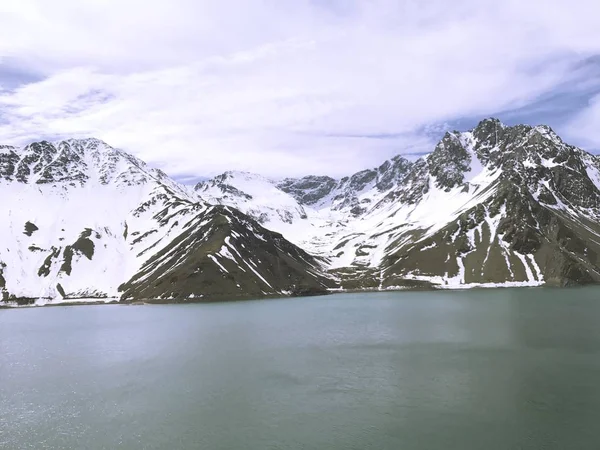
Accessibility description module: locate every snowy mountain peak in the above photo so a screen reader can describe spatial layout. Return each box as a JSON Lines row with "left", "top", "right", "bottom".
{"left": 0, "top": 144, "right": 17, "bottom": 153}
{"left": 6, "top": 120, "right": 600, "bottom": 307}
{"left": 196, "top": 170, "right": 278, "bottom": 196}
{"left": 476, "top": 117, "right": 506, "bottom": 128}
{"left": 188, "top": 120, "right": 600, "bottom": 291}
{"left": 1, "top": 139, "right": 332, "bottom": 305}
{"left": 194, "top": 170, "right": 310, "bottom": 229}
{"left": 0, "top": 138, "right": 163, "bottom": 188}
{"left": 59, "top": 137, "right": 109, "bottom": 147}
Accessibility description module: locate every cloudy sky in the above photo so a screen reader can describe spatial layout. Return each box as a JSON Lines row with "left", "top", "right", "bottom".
{"left": 1, "top": 0, "right": 599, "bottom": 182}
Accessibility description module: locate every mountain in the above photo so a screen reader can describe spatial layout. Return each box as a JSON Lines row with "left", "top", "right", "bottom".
{"left": 4, "top": 119, "right": 600, "bottom": 307}
{"left": 0, "top": 139, "right": 332, "bottom": 306}
{"left": 195, "top": 119, "right": 600, "bottom": 290}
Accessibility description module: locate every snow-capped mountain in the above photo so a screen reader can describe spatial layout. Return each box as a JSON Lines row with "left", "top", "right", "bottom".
{"left": 195, "top": 118, "right": 600, "bottom": 290}
{"left": 0, "top": 139, "right": 332, "bottom": 306}
{"left": 4, "top": 118, "right": 600, "bottom": 306}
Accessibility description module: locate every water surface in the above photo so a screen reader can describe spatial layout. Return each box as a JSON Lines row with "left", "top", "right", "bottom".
{"left": 2, "top": 288, "right": 600, "bottom": 449}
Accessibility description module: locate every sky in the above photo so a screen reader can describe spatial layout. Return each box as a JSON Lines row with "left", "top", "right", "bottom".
{"left": 1, "top": 0, "right": 600, "bottom": 182}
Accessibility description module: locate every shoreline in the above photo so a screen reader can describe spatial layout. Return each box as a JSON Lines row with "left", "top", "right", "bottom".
{"left": 0, "top": 281, "right": 584, "bottom": 309}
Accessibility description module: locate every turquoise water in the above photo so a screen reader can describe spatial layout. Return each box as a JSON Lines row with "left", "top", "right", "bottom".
{"left": 2, "top": 288, "right": 600, "bottom": 449}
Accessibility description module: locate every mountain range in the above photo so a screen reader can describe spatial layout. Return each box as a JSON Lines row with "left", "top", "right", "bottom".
{"left": 3, "top": 118, "right": 600, "bottom": 306}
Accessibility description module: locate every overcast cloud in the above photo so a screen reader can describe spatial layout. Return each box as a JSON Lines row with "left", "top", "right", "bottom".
{"left": 1, "top": 0, "right": 600, "bottom": 180}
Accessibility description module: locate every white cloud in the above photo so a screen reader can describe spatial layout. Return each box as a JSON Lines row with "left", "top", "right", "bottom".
{"left": 0, "top": 0, "right": 599, "bottom": 179}
{"left": 564, "top": 93, "right": 600, "bottom": 149}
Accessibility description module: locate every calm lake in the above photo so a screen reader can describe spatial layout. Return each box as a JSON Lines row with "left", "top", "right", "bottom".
{"left": 2, "top": 288, "right": 600, "bottom": 449}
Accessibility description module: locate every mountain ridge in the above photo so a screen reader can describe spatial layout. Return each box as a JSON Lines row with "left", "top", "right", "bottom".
{"left": 0, "top": 139, "right": 332, "bottom": 306}
{"left": 3, "top": 118, "right": 600, "bottom": 306}
{"left": 194, "top": 118, "right": 600, "bottom": 290}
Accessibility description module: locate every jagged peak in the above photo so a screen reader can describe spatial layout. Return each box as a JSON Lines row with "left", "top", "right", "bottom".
{"left": 18, "top": 137, "right": 105, "bottom": 148}
{"left": 54, "top": 138, "right": 152, "bottom": 168}
{"left": 58, "top": 137, "right": 111, "bottom": 147}
{"left": 0, "top": 144, "right": 17, "bottom": 154}
{"left": 471, "top": 119, "right": 561, "bottom": 143}
{"left": 0, "top": 137, "right": 166, "bottom": 188}
{"left": 278, "top": 174, "right": 338, "bottom": 184}
{"left": 475, "top": 117, "right": 506, "bottom": 129}
{"left": 376, "top": 154, "right": 413, "bottom": 176}
{"left": 54, "top": 138, "right": 124, "bottom": 159}
{"left": 531, "top": 124, "right": 562, "bottom": 143}
{"left": 223, "top": 170, "right": 273, "bottom": 181}
{"left": 195, "top": 170, "right": 277, "bottom": 191}
{"left": 8, "top": 137, "right": 117, "bottom": 159}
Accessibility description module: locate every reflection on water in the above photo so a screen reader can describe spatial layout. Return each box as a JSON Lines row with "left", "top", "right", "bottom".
{"left": 2, "top": 288, "right": 600, "bottom": 449}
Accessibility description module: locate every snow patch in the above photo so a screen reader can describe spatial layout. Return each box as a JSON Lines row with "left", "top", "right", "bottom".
{"left": 208, "top": 254, "right": 229, "bottom": 273}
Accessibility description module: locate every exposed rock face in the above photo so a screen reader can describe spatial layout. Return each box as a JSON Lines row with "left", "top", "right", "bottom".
{"left": 277, "top": 176, "right": 338, "bottom": 205}
{"left": 427, "top": 132, "right": 472, "bottom": 191}
{"left": 120, "top": 206, "right": 333, "bottom": 301}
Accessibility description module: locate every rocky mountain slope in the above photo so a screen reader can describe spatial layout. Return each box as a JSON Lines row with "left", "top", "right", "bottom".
{"left": 4, "top": 119, "right": 600, "bottom": 306}
{"left": 195, "top": 119, "right": 600, "bottom": 290}
{"left": 0, "top": 139, "right": 333, "bottom": 306}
